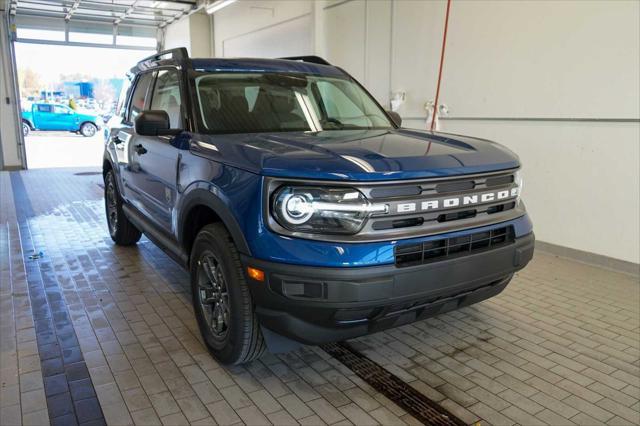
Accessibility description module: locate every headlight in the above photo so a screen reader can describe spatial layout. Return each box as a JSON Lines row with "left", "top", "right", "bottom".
{"left": 514, "top": 170, "right": 524, "bottom": 204}
{"left": 272, "top": 186, "right": 386, "bottom": 235}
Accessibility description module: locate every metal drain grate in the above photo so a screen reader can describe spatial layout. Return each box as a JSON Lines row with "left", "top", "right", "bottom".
{"left": 322, "top": 342, "right": 467, "bottom": 426}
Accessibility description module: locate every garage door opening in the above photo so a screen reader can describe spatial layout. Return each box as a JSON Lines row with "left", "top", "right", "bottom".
{"left": 15, "top": 38, "right": 151, "bottom": 169}
{"left": 6, "top": 0, "right": 198, "bottom": 170}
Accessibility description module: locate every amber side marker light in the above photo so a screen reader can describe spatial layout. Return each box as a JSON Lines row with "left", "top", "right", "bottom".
{"left": 247, "top": 267, "right": 265, "bottom": 282}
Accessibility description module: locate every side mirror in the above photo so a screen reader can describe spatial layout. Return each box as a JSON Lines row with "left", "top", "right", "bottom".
{"left": 135, "top": 110, "right": 181, "bottom": 136}
{"left": 387, "top": 110, "right": 402, "bottom": 127}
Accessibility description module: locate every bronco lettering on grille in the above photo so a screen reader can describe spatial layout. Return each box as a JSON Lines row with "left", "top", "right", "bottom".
{"left": 389, "top": 188, "right": 519, "bottom": 215}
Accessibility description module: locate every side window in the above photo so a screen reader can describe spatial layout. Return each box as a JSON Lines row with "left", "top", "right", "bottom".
{"left": 150, "top": 69, "right": 182, "bottom": 129}
{"left": 128, "top": 72, "right": 154, "bottom": 123}
{"left": 53, "top": 105, "right": 70, "bottom": 114}
{"left": 37, "top": 104, "right": 52, "bottom": 113}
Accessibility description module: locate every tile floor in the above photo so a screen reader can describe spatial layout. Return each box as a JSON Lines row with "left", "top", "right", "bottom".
{"left": 0, "top": 168, "right": 638, "bottom": 426}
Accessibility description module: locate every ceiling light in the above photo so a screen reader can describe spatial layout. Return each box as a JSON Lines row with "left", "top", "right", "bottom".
{"left": 205, "top": 0, "right": 236, "bottom": 14}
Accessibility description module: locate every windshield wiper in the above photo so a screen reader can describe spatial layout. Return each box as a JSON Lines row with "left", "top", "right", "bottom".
{"left": 323, "top": 117, "right": 344, "bottom": 128}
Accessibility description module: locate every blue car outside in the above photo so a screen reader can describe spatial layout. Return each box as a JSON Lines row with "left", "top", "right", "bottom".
{"left": 22, "top": 103, "right": 101, "bottom": 137}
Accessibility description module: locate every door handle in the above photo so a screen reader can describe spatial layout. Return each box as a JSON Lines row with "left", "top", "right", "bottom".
{"left": 134, "top": 144, "right": 147, "bottom": 155}
{"left": 113, "top": 136, "right": 123, "bottom": 145}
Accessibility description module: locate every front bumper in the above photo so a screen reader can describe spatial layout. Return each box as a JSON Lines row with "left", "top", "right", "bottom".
{"left": 243, "top": 232, "right": 535, "bottom": 345}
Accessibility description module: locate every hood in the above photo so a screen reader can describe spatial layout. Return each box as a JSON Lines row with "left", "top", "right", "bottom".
{"left": 195, "top": 129, "right": 520, "bottom": 181}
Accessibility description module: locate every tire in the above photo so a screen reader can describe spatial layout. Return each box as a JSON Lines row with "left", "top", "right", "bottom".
{"left": 22, "top": 122, "right": 30, "bottom": 137}
{"left": 104, "top": 169, "right": 142, "bottom": 246}
{"left": 190, "top": 223, "right": 266, "bottom": 365}
{"left": 80, "top": 122, "right": 97, "bottom": 137}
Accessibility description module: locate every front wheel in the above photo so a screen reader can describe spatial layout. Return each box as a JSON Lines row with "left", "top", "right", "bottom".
{"left": 80, "top": 122, "right": 97, "bottom": 137}
{"left": 22, "top": 122, "right": 30, "bottom": 137}
{"left": 190, "top": 223, "right": 266, "bottom": 365}
{"left": 104, "top": 169, "right": 142, "bottom": 245}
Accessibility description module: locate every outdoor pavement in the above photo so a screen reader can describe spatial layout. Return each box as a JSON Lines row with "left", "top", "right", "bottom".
{"left": 24, "top": 132, "right": 104, "bottom": 169}
{"left": 0, "top": 168, "right": 638, "bottom": 426}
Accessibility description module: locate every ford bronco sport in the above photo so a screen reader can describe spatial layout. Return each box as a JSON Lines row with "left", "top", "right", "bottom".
{"left": 103, "top": 48, "right": 534, "bottom": 365}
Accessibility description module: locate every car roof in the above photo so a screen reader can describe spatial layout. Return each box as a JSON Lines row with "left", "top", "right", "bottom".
{"left": 130, "top": 49, "right": 348, "bottom": 78}
{"left": 189, "top": 58, "right": 347, "bottom": 78}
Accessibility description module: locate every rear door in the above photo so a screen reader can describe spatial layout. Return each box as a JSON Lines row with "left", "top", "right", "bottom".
{"left": 34, "top": 104, "right": 56, "bottom": 130}
{"left": 128, "top": 68, "right": 184, "bottom": 231}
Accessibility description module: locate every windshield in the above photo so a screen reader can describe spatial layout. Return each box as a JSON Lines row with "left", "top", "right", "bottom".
{"left": 194, "top": 72, "right": 393, "bottom": 134}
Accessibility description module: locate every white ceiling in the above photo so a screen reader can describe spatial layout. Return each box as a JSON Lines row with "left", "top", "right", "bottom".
{"left": 9, "top": 0, "right": 198, "bottom": 28}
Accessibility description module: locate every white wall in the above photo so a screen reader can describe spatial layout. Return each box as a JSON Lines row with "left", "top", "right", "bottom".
{"left": 441, "top": 0, "right": 640, "bottom": 120}
{"left": 222, "top": 13, "right": 311, "bottom": 58}
{"left": 164, "top": 11, "right": 212, "bottom": 57}
{"left": 0, "top": 11, "right": 23, "bottom": 170}
{"left": 441, "top": 120, "right": 639, "bottom": 264}
{"left": 164, "top": 16, "right": 191, "bottom": 52}
{"left": 213, "top": 0, "right": 312, "bottom": 58}
{"left": 189, "top": 12, "right": 212, "bottom": 58}
{"left": 435, "top": 0, "right": 640, "bottom": 264}
{"left": 179, "top": 0, "right": 640, "bottom": 264}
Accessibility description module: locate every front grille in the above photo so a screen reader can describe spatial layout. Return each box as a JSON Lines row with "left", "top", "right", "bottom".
{"left": 265, "top": 169, "right": 525, "bottom": 243}
{"left": 394, "top": 226, "right": 515, "bottom": 267}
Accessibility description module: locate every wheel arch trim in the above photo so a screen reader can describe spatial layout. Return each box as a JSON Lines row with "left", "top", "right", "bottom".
{"left": 178, "top": 187, "right": 252, "bottom": 257}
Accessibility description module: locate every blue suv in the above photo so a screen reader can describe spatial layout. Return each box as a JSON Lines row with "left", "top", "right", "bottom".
{"left": 103, "top": 48, "right": 534, "bottom": 365}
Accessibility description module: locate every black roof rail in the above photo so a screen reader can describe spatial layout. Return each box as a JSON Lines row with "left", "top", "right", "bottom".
{"left": 139, "top": 47, "right": 189, "bottom": 64}
{"left": 279, "top": 56, "right": 331, "bottom": 66}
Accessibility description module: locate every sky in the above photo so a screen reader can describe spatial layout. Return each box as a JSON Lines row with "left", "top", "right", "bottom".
{"left": 15, "top": 42, "right": 150, "bottom": 84}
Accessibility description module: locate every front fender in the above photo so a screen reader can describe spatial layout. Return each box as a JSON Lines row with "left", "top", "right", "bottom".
{"left": 177, "top": 185, "right": 252, "bottom": 256}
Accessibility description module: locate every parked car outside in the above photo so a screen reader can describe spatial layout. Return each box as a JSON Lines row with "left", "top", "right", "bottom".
{"left": 22, "top": 103, "right": 101, "bottom": 137}
{"left": 103, "top": 49, "right": 534, "bottom": 365}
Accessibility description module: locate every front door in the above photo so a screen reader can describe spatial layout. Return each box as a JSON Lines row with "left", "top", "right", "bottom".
{"left": 117, "top": 71, "right": 154, "bottom": 214}
{"left": 52, "top": 105, "right": 78, "bottom": 130}
{"left": 126, "top": 68, "right": 184, "bottom": 232}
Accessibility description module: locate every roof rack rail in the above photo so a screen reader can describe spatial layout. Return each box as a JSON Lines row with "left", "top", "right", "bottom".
{"left": 279, "top": 56, "right": 331, "bottom": 66}
{"left": 138, "top": 47, "right": 189, "bottom": 66}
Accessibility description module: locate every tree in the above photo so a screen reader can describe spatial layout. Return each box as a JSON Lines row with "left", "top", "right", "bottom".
{"left": 18, "top": 68, "right": 44, "bottom": 97}
{"left": 93, "top": 80, "right": 116, "bottom": 108}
